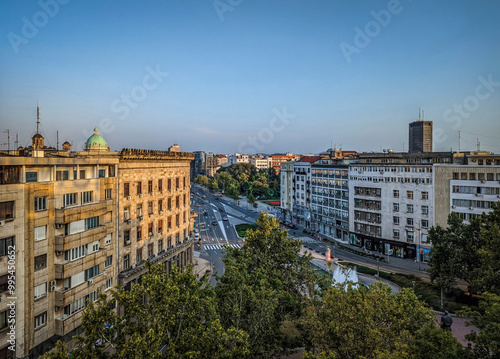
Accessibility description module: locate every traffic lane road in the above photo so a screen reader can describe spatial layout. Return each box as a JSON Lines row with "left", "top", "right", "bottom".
{"left": 199, "top": 247, "right": 225, "bottom": 288}
{"left": 303, "top": 242, "right": 430, "bottom": 279}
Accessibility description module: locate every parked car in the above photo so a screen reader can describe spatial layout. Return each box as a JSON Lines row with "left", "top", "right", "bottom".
{"left": 222, "top": 217, "right": 228, "bottom": 221}
{"left": 212, "top": 221, "right": 218, "bottom": 226}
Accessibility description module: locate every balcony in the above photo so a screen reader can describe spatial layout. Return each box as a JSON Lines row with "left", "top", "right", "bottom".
{"left": 55, "top": 272, "right": 107, "bottom": 307}
{"left": 118, "top": 237, "right": 194, "bottom": 285}
{"left": 54, "top": 225, "right": 108, "bottom": 252}
{"left": 55, "top": 311, "right": 83, "bottom": 336}
{"left": 55, "top": 200, "right": 112, "bottom": 224}
{"left": 55, "top": 249, "right": 107, "bottom": 279}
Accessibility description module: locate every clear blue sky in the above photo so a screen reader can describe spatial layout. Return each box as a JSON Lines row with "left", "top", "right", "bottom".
{"left": 1, "top": 0, "right": 499, "bottom": 154}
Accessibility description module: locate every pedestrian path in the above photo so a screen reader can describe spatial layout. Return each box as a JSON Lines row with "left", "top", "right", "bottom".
{"left": 204, "top": 243, "right": 241, "bottom": 250}
{"left": 294, "top": 236, "right": 321, "bottom": 243}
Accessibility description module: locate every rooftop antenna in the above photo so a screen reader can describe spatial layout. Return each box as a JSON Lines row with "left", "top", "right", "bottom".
{"left": 458, "top": 131, "right": 461, "bottom": 152}
{"left": 37, "top": 101, "right": 40, "bottom": 136}
{"left": 418, "top": 108, "right": 421, "bottom": 120}
{"left": 15, "top": 132, "right": 18, "bottom": 149}
{"left": 3, "top": 129, "right": 10, "bottom": 151}
{"left": 57, "top": 130, "right": 59, "bottom": 150}
{"left": 477, "top": 138, "right": 480, "bottom": 151}
{"left": 422, "top": 110, "right": 424, "bottom": 120}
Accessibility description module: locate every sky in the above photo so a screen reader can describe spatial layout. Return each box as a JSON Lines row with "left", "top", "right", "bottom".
{"left": 1, "top": 0, "right": 500, "bottom": 155}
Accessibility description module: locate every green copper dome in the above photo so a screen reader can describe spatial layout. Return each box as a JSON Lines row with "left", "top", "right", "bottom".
{"left": 85, "top": 128, "right": 108, "bottom": 149}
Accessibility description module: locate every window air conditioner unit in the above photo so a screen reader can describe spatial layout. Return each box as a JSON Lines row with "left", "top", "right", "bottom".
{"left": 55, "top": 251, "right": 63, "bottom": 256}
{"left": 125, "top": 240, "right": 131, "bottom": 245}
{"left": 139, "top": 194, "right": 144, "bottom": 198}
{"left": 139, "top": 216, "right": 143, "bottom": 221}
{"left": 160, "top": 190, "right": 164, "bottom": 194}
{"left": 451, "top": 205, "right": 456, "bottom": 209}
{"left": 150, "top": 192, "right": 154, "bottom": 196}
{"left": 481, "top": 180, "right": 486, "bottom": 183}
{"left": 127, "top": 196, "right": 131, "bottom": 200}
{"left": 88, "top": 279, "right": 93, "bottom": 285}
{"left": 55, "top": 223, "right": 63, "bottom": 229}
{"left": 126, "top": 219, "right": 132, "bottom": 224}
{"left": 55, "top": 306, "right": 62, "bottom": 311}
{"left": 159, "top": 210, "right": 163, "bottom": 215}
{"left": 50, "top": 280, "right": 56, "bottom": 286}
{"left": 0, "top": 221, "right": 5, "bottom": 226}
{"left": 469, "top": 207, "right": 473, "bottom": 210}
{"left": 50, "top": 285, "right": 56, "bottom": 292}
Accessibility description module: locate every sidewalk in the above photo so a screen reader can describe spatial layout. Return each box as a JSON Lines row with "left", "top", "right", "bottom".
{"left": 193, "top": 252, "right": 212, "bottom": 282}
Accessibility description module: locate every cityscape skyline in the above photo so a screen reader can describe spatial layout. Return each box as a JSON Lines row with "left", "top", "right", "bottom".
{"left": 1, "top": 1, "right": 500, "bottom": 154}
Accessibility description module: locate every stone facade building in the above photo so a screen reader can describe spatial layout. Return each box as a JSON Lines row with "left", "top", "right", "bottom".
{"left": 0, "top": 125, "right": 194, "bottom": 358}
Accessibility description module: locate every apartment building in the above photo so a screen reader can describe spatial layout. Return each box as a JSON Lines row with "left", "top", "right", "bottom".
{"left": 250, "top": 155, "right": 272, "bottom": 170}
{"left": 117, "top": 148, "right": 194, "bottom": 293}
{"left": 291, "top": 157, "right": 318, "bottom": 229}
{"left": 206, "top": 154, "right": 228, "bottom": 177}
{"left": 227, "top": 153, "right": 249, "bottom": 166}
{"left": 280, "top": 162, "right": 294, "bottom": 223}
{"left": 0, "top": 126, "right": 195, "bottom": 358}
{"left": 271, "top": 153, "right": 300, "bottom": 174}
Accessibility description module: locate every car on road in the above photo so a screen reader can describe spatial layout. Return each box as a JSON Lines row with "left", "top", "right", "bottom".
{"left": 203, "top": 212, "right": 208, "bottom": 216}
{"left": 222, "top": 217, "right": 228, "bottom": 221}
{"left": 219, "top": 208, "right": 224, "bottom": 212}
{"left": 212, "top": 221, "right": 217, "bottom": 226}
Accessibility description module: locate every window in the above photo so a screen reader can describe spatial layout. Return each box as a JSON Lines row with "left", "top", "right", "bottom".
{"left": 56, "top": 170, "right": 69, "bottom": 181}
{"left": 159, "top": 200, "right": 163, "bottom": 212}
{"left": 393, "top": 216, "right": 400, "bottom": 225}
{"left": 148, "top": 222, "right": 153, "bottom": 236}
{"left": 35, "top": 312, "right": 47, "bottom": 329}
{"left": 393, "top": 190, "right": 399, "bottom": 198}
{"left": 81, "top": 191, "right": 93, "bottom": 204}
{"left": 422, "top": 206, "right": 429, "bottom": 215}
{"left": 407, "top": 218, "right": 414, "bottom": 226}
{"left": 35, "top": 226, "right": 47, "bottom": 241}
{"left": 34, "top": 283, "right": 47, "bottom": 300}
{"left": 176, "top": 196, "right": 180, "bottom": 208}
{"left": 148, "top": 201, "right": 153, "bottom": 215}
{"left": 421, "top": 191, "right": 429, "bottom": 200}
{"left": 0, "top": 201, "right": 14, "bottom": 220}
{"left": 421, "top": 220, "right": 429, "bottom": 228}
{"left": 26, "top": 171, "right": 38, "bottom": 182}
{"left": 407, "top": 231, "right": 414, "bottom": 242}
{"left": 407, "top": 191, "right": 413, "bottom": 199}
{"left": 64, "top": 193, "right": 77, "bottom": 207}
{"left": 0, "top": 275, "right": 8, "bottom": 293}
{"left": 167, "top": 198, "right": 172, "bottom": 209}
{"left": 105, "top": 278, "right": 113, "bottom": 291}
{"left": 99, "top": 169, "right": 105, "bottom": 178}
{"left": 124, "top": 254, "right": 130, "bottom": 269}
{"left": 393, "top": 203, "right": 399, "bottom": 212}
{"left": 422, "top": 234, "right": 429, "bottom": 243}
{"left": 184, "top": 177, "right": 186, "bottom": 188}
{"left": 88, "top": 240, "right": 99, "bottom": 254}
{"left": 168, "top": 237, "right": 172, "bottom": 248}
{"left": 137, "top": 182, "right": 142, "bottom": 195}
{"left": 0, "top": 310, "right": 7, "bottom": 330}
{"left": 124, "top": 230, "right": 130, "bottom": 244}
{"left": 137, "top": 226, "right": 142, "bottom": 241}
{"left": 407, "top": 204, "right": 414, "bottom": 213}
{"left": 80, "top": 170, "right": 86, "bottom": 179}
{"left": 85, "top": 216, "right": 100, "bottom": 230}
{"left": 34, "top": 197, "right": 47, "bottom": 211}
{"left": 148, "top": 243, "right": 153, "bottom": 258}
{"left": 136, "top": 248, "right": 143, "bottom": 264}
{"left": 105, "top": 188, "right": 112, "bottom": 200}
{"left": 137, "top": 204, "right": 143, "bottom": 218}
{"left": 85, "top": 265, "right": 100, "bottom": 280}
{"left": 64, "top": 296, "right": 86, "bottom": 316}
{"left": 105, "top": 255, "right": 112, "bottom": 268}
{"left": 148, "top": 181, "right": 153, "bottom": 193}
{"left": 158, "top": 239, "right": 163, "bottom": 252}
{"left": 393, "top": 229, "right": 400, "bottom": 239}
{"left": 168, "top": 178, "right": 172, "bottom": 190}
{"left": 105, "top": 234, "right": 112, "bottom": 246}
{"left": 64, "top": 244, "right": 88, "bottom": 261}
{"left": 124, "top": 207, "right": 130, "bottom": 220}
{"left": 176, "top": 214, "right": 180, "bottom": 226}
{"left": 158, "top": 179, "right": 163, "bottom": 192}
{"left": 35, "top": 254, "right": 47, "bottom": 271}
{"left": 176, "top": 178, "right": 180, "bottom": 189}
{"left": 124, "top": 183, "right": 130, "bottom": 197}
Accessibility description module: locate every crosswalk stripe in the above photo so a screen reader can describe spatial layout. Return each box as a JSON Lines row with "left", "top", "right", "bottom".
{"left": 204, "top": 243, "right": 241, "bottom": 250}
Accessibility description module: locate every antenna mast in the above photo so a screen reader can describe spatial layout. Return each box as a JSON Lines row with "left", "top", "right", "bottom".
{"left": 37, "top": 101, "right": 40, "bottom": 136}
{"left": 458, "top": 131, "right": 461, "bottom": 152}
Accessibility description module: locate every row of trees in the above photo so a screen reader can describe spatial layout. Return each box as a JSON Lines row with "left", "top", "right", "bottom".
{"left": 43, "top": 213, "right": 499, "bottom": 358}
{"left": 428, "top": 203, "right": 500, "bottom": 296}
{"left": 195, "top": 163, "right": 280, "bottom": 199}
